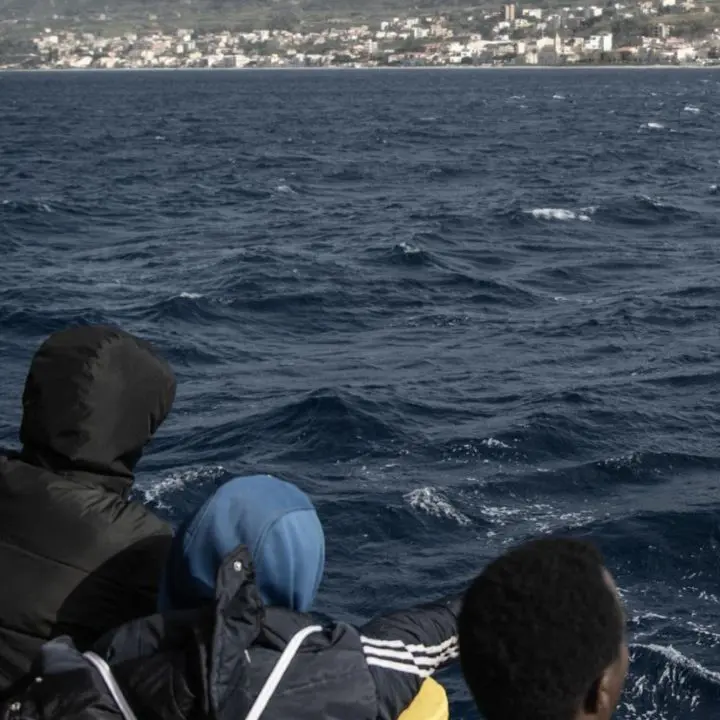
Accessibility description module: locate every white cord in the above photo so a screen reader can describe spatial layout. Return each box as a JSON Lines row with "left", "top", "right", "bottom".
{"left": 83, "top": 651, "right": 139, "bottom": 720}
{"left": 244, "top": 625, "right": 323, "bottom": 720}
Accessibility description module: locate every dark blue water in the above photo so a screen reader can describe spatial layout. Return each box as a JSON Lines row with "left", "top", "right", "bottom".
{"left": 3, "top": 67, "right": 720, "bottom": 718}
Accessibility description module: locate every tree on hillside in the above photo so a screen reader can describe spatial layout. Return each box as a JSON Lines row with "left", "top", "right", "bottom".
{"left": 269, "top": 9, "right": 300, "bottom": 31}
{"left": 611, "top": 16, "right": 653, "bottom": 45}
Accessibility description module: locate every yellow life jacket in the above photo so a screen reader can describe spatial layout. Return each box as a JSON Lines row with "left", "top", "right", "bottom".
{"left": 397, "top": 677, "right": 449, "bottom": 720}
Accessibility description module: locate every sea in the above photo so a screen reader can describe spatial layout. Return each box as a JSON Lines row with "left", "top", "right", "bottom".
{"left": 2, "top": 67, "right": 720, "bottom": 718}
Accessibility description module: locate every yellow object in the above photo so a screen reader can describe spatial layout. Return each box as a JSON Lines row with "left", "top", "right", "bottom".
{"left": 397, "top": 677, "right": 449, "bottom": 720}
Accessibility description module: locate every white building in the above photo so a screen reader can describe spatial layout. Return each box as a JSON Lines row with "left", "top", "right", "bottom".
{"left": 675, "top": 44, "right": 696, "bottom": 60}
{"left": 587, "top": 32, "right": 613, "bottom": 51}
{"left": 70, "top": 56, "right": 93, "bottom": 67}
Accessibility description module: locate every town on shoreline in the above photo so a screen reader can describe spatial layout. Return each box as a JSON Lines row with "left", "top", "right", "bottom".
{"left": 2, "top": 0, "right": 720, "bottom": 71}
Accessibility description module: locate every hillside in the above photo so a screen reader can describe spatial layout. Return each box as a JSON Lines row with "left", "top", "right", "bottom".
{"left": 0, "top": 0, "right": 484, "bottom": 21}
{"left": 0, "top": 0, "right": 557, "bottom": 31}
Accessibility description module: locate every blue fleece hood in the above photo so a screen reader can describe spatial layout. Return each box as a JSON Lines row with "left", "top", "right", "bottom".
{"left": 160, "top": 475, "right": 325, "bottom": 613}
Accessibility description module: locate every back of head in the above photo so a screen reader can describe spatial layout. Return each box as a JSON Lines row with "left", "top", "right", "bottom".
{"left": 458, "top": 537, "right": 626, "bottom": 720}
{"left": 19, "top": 325, "right": 176, "bottom": 481}
{"left": 161, "top": 474, "right": 325, "bottom": 613}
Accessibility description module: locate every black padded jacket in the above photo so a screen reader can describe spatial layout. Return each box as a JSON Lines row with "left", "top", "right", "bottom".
{"left": 0, "top": 325, "right": 175, "bottom": 693}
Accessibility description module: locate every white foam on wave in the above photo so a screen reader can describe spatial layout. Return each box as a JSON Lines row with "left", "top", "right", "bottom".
{"left": 398, "top": 241, "right": 422, "bottom": 255}
{"left": 141, "top": 465, "right": 225, "bottom": 509}
{"left": 633, "top": 611, "right": 670, "bottom": 622}
{"left": 622, "top": 643, "right": 720, "bottom": 718}
{"left": 404, "top": 486, "right": 472, "bottom": 526}
{"left": 633, "top": 642, "right": 720, "bottom": 683}
{"left": 686, "top": 620, "right": 720, "bottom": 642}
{"left": 478, "top": 504, "right": 523, "bottom": 523}
{"left": 553, "top": 93, "right": 565, "bottom": 100}
{"left": 528, "top": 505, "right": 595, "bottom": 534}
{"left": 644, "top": 122, "right": 665, "bottom": 130}
{"left": 482, "top": 437, "right": 511, "bottom": 449}
{"left": 684, "top": 105, "right": 701, "bottom": 114}
{"left": 527, "top": 207, "right": 593, "bottom": 222}
{"left": 699, "top": 589, "right": 720, "bottom": 603}
{"left": 445, "top": 437, "right": 517, "bottom": 461}
{"left": 1, "top": 198, "right": 52, "bottom": 212}
{"left": 473, "top": 499, "right": 595, "bottom": 539}
{"left": 179, "top": 292, "right": 203, "bottom": 299}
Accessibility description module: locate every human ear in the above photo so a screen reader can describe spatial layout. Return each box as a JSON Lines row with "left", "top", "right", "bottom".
{"left": 582, "top": 676, "right": 600, "bottom": 715}
{"left": 586, "top": 666, "right": 619, "bottom": 719}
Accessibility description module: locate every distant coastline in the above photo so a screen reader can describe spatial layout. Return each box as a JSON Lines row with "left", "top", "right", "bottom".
{"left": 2, "top": 63, "right": 720, "bottom": 72}
{"left": 8, "top": 4, "right": 718, "bottom": 73}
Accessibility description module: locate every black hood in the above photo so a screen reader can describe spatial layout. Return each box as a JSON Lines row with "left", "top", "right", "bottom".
{"left": 19, "top": 325, "right": 176, "bottom": 485}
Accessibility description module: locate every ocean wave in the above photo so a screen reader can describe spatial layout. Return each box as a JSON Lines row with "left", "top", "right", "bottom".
{"left": 559, "top": 508, "right": 720, "bottom": 601}
{"left": 598, "top": 194, "right": 700, "bottom": 226}
{"left": 4, "top": 69, "right": 720, "bottom": 719}
{"left": 404, "top": 486, "right": 472, "bottom": 526}
{"left": 180, "top": 388, "right": 410, "bottom": 464}
{"left": 489, "top": 411, "right": 600, "bottom": 463}
{"left": 368, "top": 241, "right": 438, "bottom": 268}
{"left": 136, "top": 465, "right": 228, "bottom": 519}
{"left": 624, "top": 644, "right": 720, "bottom": 719}
{"left": 1, "top": 198, "right": 53, "bottom": 214}
{"left": 0, "top": 307, "right": 111, "bottom": 338}
{"left": 512, "top": 451, "right": 720, "bottom": 506}
{"left": 130, "top": 294, "right": 228, "bottom": 324}
{"left": 438, "top": 435, "right": 520, "bottom": 464}
{"left": 527, "top": 207, "right": 592, "bottom": 221}
{"left": 435, "top": 271, "right": 539, "bottom": 308}
{"left": 229, "top": 289, "right": 351, "bottom": 314}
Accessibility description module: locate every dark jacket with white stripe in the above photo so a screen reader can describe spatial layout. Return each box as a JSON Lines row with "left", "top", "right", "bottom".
{"left": 2, "top": 546, "right": 460, "bottom": 720}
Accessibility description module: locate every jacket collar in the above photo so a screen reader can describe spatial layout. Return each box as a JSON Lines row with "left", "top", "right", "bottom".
{"left": 214, "top": 545, "right": 258, "bottom": 611}
{"left": 209, "top": 545, "right": 265, "bottom": 717}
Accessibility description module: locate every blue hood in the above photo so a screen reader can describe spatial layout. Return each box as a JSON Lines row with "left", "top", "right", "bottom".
{"left": 160, "top": 474, "right": 325, "bottom": 613}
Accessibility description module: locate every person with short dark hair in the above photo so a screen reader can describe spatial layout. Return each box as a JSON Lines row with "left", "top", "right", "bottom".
{"left": 458, "top": 537, "right": 629, "bottom": 720}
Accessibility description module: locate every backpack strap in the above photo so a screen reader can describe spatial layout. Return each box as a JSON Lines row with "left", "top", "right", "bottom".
{"left": 244, "top": 625, "right": 324, "bottom": 720}
{"left": 82, "top": 652, "right": 138, "bottom": 720}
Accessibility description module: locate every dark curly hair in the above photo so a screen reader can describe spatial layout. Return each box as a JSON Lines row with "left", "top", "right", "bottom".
{"left": 458, "top": 537, "right": 625, "bottom": 720}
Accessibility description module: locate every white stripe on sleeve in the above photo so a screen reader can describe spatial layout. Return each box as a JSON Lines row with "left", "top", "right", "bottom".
{"left": 360, "top": 635, "right": 459, "bottom": 676}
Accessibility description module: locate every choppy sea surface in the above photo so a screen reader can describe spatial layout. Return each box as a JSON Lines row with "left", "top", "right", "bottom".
{"left": 2, "top": 67, "right": 720, "bottom": 718}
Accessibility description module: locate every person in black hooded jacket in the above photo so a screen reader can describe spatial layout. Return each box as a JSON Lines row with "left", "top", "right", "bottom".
{"left": 0, "top": 325, "right": 176, "bottom": 694}
{"left": 0, "top": 475, "right": 460, "bottom": 720}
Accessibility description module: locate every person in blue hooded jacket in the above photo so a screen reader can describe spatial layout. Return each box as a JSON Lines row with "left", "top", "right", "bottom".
{"left": 157, "top": 473, "right": 325, "bottom": 616}
{"left": 3, "top": 474, "right": 460, "bottom": 720}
